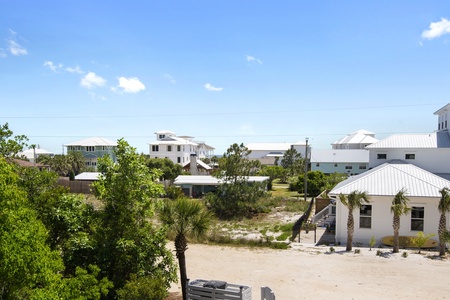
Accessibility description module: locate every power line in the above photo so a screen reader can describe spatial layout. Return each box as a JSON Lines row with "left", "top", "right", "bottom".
{"left": 1, "top": 103, "right": 442, "bottom": 119}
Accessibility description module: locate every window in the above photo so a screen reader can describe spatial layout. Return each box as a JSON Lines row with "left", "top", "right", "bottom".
{"left": 359, "top": 165, "right": 367, "bottom": 170}
{"left": 177, "top": 145, "right": 181, "bottom": 151}
{"left": 316, "top": 163, "right": 320, "bottom": 167}
{"left": 159, "top": 134, "right": 165, "bottom": 139}
{"left": 405, "top": 154, "right": 415, "bottom": 160}
{"left": 334, "top": 163, "right": 338, "bottom": 167}
{"left": 86, "top": 146, "right": 95, "bottom": 152}
{"left": 345, "top": 165, "right": 353, "bottom": 169}
{"left": 152, "top": 145, "right": 159, "bottom": 152}
{"left": 377, "top": 154, "right": 387, "bottom": 159}
{"left": 359, "top": 205, "right": 372, "bottom": 228}
{"left": 177, "top": 157, "right": 181, "bottom": 163}
{"left": 411, "top": 207, "right": 424, "bottom": 231}
{"left": 167, "top": 145, "right": 172, "bottom": 152}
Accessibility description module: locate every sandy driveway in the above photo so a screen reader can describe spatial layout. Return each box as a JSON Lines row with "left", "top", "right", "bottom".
{"left": 169, "top": 242, "right": 450, "bottom": 299}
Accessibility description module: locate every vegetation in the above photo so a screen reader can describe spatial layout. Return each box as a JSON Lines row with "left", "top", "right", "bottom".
{"left": 438, "top": 187, "right": 450, "bottom": 256}
{"left": 339, "top": 191, "right": 370, "bottom": 251}
{"left": 369, "top": 236, "right": 376, "bottom": 251}
{"left": 208, "top": 143, "right": 266, "bottom": 219}
{"left": 159, "top": 197, "right": 212, "bottom": 300}
{"left": 0, "top": 122, "right": 28, "bottom": 158}
{"left": 145, "top": 157, "right": 183, "bottom": 180}
{"left": 290, "top": 171, "right": 346, "bottom": 197}
{"left": 280, "top": 147, "right": 304, "bottom": 179}
{"left": 413, "top": 232, "right": 435, "bottom": 254}
{"left": 390, "top": 188, "right": 410, "bottom": 253}
{"left": 37, "top": 151, "right": 86, "bottom": 177}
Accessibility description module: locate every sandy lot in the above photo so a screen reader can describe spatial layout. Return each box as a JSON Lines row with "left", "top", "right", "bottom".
{"left": 169, "top": 240, "right": 450, "bottom": 300}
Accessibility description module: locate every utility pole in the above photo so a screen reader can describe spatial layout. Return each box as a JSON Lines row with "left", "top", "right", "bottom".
{"left": 304, "top": 137, "right": 309, "bottom": 202}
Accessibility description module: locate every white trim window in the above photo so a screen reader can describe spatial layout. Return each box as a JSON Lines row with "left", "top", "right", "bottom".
{"left": 411, "top": 207, "right": 424, "bottom": 231}
{"left": 359, "top": 204, "right": 372, "bottom": 228}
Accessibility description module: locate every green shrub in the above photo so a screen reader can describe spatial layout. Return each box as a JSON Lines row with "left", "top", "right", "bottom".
{"left": 276, "top": 232, "right": 290, "bottom": 241}
{"left": 271, "top": 242, "right": 289, "bottom": 250}
{"left": 117, "top": 274, "right": 169, "bottom": 300}
{"left": 402, "top": 251, "right": 408, "bottom": 258}
{"left": 354, "top": 249, "right": 361, "bottom": 254}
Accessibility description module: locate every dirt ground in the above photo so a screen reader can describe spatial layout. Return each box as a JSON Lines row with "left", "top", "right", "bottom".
{"left": 168, "top": 241, "right": 450, "bottom": 300}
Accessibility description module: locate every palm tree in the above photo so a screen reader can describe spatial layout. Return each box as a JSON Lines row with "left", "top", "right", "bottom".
{"left": 159, "top": 197, "right": 212, "bottom": 300}
{"left": 339, "top": 191, "right": 370, "bottom": 251}
{"left": 390, "top": 188, "right": 410, "bottom": 253}
{"left": 438, "top": 187, "right": 450, "bottom": 256}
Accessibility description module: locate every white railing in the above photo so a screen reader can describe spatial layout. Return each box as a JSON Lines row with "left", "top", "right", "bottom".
{"left": 311, "top": 204, "right": 334, "bottom": 224}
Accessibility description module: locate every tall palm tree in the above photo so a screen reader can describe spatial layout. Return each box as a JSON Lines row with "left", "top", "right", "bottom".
{"left": 438, "top": 187, "right": 450, "bottom": 256}
{"left": 339, "top": 191, "right": 370, "bottom": 251}
{"left": 390, "top": 188, "right": 410, "bottom": 253}
{"left": 159, "top": 197, "right": 212, "bottom": 300}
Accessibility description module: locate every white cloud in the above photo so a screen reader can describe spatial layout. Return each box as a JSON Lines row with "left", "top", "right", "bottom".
{"left": 7, "top": 30, "right": 27, "bottom": 56}
{"left": 80, "top": 72, "right": 106, "bottom": 89}
{"left": 43, "top": 61, "right": 63, "bottom": 72}
{"left": 116, "top": 77, "right": 146, "bottom": 93}
{"left": 66, "top": 65, "right": 84, "bottom": 74}
{"left": 204, "top": 83, "right": 223, "bottom": 92}
{"left": 422, "top": 18, "right": 450, "bottom": 40}
{"left": 246, "top": 55, "right": 262, "bottom": 64}
{"left": 163, "top": 73, "right": 176, "bottom": 83}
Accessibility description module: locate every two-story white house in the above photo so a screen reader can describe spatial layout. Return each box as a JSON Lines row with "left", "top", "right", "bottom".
{"left": 148, "top": 130, "right": 215, "bottom": 165}
{"left": 326, "top": 104, "right": 450, "bottom": 247}
{"left": 65, "top": 137, "right": 117, "bottom": 169}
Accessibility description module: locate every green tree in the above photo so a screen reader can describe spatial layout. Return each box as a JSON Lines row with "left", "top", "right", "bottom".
{"left": 92, "top": 139, "right": 177, "bottom": 297}
{"left": 258, "top": 165, "right": 284, "bottom": 190}
{"left": 209, "top": 143, "right": 265, "bottom": 218}
{"left": 390, "top": 188, "right": 410, "bottom": 253}
{"left": 159, "top": 198, "right": 212, "bottom": 300}
{"left": 67, "top": 150, "right": 86, "bottom": 176}
{"left": 293, "top": 170, "right": 327, "bottom": 197}
{"left": 280, "top": 147, "right": 304, "bottom": 177}
{"left": 0, "top": 122, "right": 28, "bottom": 158}
{"left": 339, "top": 191, "right": 370, "bottom": 251}
{"left": 145, "top": 157, "right": 183, "bottom": 180}
{"left": 438, "top": 187, "right": 450, "bottom": 256}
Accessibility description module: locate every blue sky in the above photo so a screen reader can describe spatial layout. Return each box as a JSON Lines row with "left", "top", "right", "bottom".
{"left": 1, "top": 1, "right": 450, "bottom": 155}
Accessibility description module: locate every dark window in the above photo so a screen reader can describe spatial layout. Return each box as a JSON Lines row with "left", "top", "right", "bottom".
{"left": 345, "top": 165, "right": 353, "bottom": 169}
{"left": 316, "top": 163, "right": 320, "bottom": 167}
{"left": 411, "top": 207, "right": 424, "bottom": 231}
{"left": 177, "top": 157, "right": 181, "bottom": 163}
{"left": 405, "top": 154, "right": 415, "bottom": 160}
{"left": 177, "top": 145, "right": 181, "bottom": 151}
{"left": 167, "top": 145, "right": 172, "bottom": 152}
{"left": 359, "top": 165, "right": 367, "bottom": 170}
{"left": 152, "top": 145, "right": 159, "bottom": 152}
{"left": 334, "top": 163, "right": 338, "bottom": 167}
{"left": 360, "top": 205, "right": 372, "bottom": 228}
{"left": 377, "top": 154, "right": 387, "bottom": 159}
{"left": 86, "top": 146, "right": 94, "bottom": 152}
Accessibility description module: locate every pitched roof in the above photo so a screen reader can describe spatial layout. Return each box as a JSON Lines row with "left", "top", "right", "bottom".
{"left": 329, "top": 160, "right": 450, "bottom": 197}
{"left": 74, "top": 172, "right": 101, "bottom": 180}
{"left": 65, "top": 137, "right": 117, "bottom": 147}
{"left": 310, "top": 149, "right": 369, "bottom": 163}
{"left": 149, "top": 136, "right": 198, "bottom": 146}
{"left": 332, "top": 130, "right": 378, "bottom": 146}
{"left": 366, "top": 131, "right": 450, "bottom": 149}
{"left": 182, "top": 159, "right": 212, "bottom": 170}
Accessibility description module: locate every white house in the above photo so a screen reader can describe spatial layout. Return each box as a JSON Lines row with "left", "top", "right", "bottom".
{"left": 149, "top": 130, "right": 215, "bottom": 165}
{"left": 329, "top": 160, "right": 450, "bottom": 246}
{"left": 310, "top": 149, "right": 369, "bottom": 176}
{"left": 19, "top": 147, "right": 54, "bottom": 163}
{"left": 65, "top": 137, "right": 117, "bottom": 169}
{"left": 331, "top": 129, "right": 378, "bottom": 150}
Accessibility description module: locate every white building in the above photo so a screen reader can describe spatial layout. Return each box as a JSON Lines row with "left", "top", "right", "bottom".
{"left": 331, "top": 129, "right": 378, "bottom": 150}
{"left": 19, "top": 147, "right": 54, "bottom": 163}
{"left": 148, "top": 130, "right": 215, "bottom": 165}
{"left": 310, "top": 149, "right": 369, "bottom": 176}
{"left": 329, "top": 161, "right": 450, "bottom": 246}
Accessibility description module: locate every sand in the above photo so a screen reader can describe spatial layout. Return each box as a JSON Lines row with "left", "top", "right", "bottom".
{"left": 169, "top": 241, "right": 450, "bottom": 300}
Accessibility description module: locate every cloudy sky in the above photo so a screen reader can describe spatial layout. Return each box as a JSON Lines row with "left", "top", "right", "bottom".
{"left": 1, "top": 1, "right": 450, "bottom": 154}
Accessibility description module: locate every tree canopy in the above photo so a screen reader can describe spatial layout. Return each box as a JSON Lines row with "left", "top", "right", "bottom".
{"left": 0, "top": 122, "right": 28, "bottom": 158}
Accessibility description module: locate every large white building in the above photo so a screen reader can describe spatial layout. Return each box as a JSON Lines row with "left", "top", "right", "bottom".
{"left": 326, "top": 103, "right": 450, "bottom": 246}
{"left": 148, "top": 130, "right": 215, "bottom": 165}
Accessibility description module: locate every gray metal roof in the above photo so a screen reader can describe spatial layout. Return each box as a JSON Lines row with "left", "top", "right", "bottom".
{"left": 332, "top": 130, "right": 378, "bottom": 145}
{"left": 329, "top": 160, "right": 450, "bottom": 197}
{"left": 74, "top": 172, "right": 101, "bottom": 181}
{"left": 310, "top": 149, "right": 369, "bottom": 163}
{"left": 366, "top": 131, "right": 450, "bottom": 149}
{"left": 149, "top": 136, "right": 197, "bottom": 146}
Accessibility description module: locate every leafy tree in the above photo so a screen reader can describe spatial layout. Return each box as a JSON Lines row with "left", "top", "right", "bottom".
{"left": 159, "top": 198, "right": 212, "bottom": 300}
{"left": 209, "top": 143, "right": 265, "bottom": 218}
{"left": 280, "top": 147, "right": 304, "bottom": 177}
{"left": 92, "top": 139, "right": 177, "bottom": 297}
{"left": 67, "top": 150, "right": 86, "bottom": 175}
{"left": 413, "top": 232, "right": 435, "bottom": 254}
{"left": 0, "top": 158, "right": 111, "bottom": 299}
{"left": 438, "top": 187, "right": 450, "bottom": 256}
{"left": 0, "top": 122, "right": 28, "bottom": 158}
{"left": 292, "top": 170, "right": 328, "bottom": 197}
{"left": 258, "top": 165, "right": 284, "bottom": 190}
{"left": 390, "top": 188, "right": 410, "bottom": 253}
{"left": 116, "top": 274, "right": 169, "bottom": 300}
{"left": 145, "top": 157, "right": 183, "bottom": 180}
{"left": 339, "top": 191, "right": 370, "bottom": 251}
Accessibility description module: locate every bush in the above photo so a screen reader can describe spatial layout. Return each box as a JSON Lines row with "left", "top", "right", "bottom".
{"left": 402, "top": 251, "right": 408, "bottom": 258}
{"left": 165, "top": 185, "right": 184, "bottom": 200}
{"left": 116, "top": 274, "right": 169, "bottom": 300}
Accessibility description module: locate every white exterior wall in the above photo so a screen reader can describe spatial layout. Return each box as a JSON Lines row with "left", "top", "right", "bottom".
{"left": 369, "top": 148, "right": 450, "bottom": 173}
{"left": 149, "top": 144, "right": 195, "bottom": 165}
{"left": 335, "top": 196, "right": 444, "bottom": 246}
{"left": 311, "top": 162, "right": 368, "bottom": 175}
